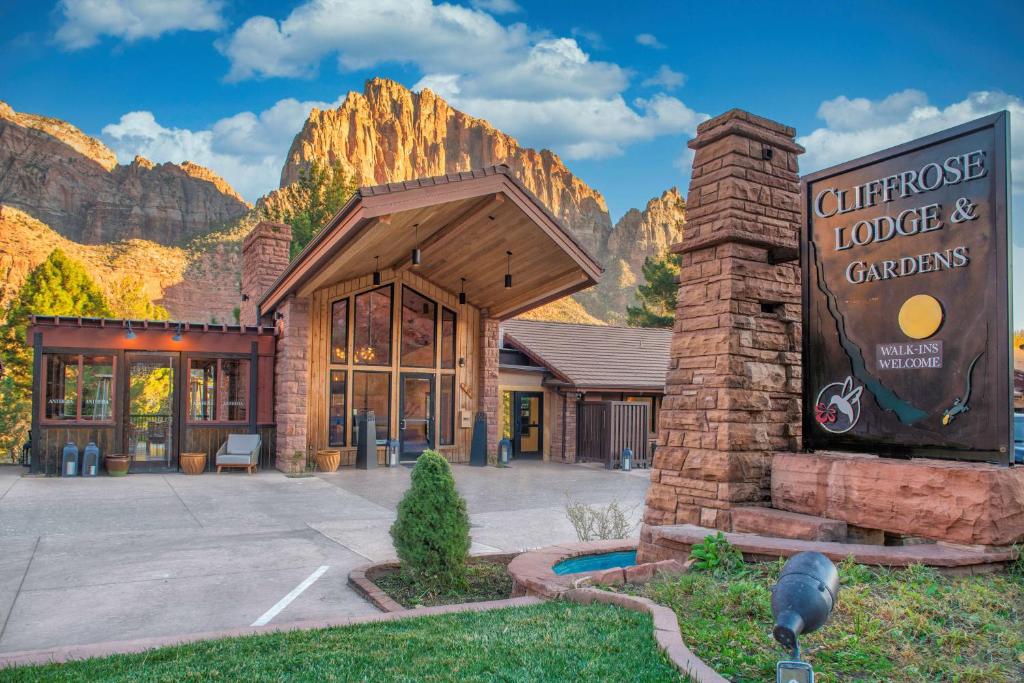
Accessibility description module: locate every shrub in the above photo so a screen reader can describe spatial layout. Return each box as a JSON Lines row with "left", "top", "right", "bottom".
{"left": 390, "top": 450, "right": 471, "bottom": 589}
{"left": 565, "top": 498, "right": 637, "bottom": 541}
{"left": 689, "top": 532, "right": 744, "bottom": 576}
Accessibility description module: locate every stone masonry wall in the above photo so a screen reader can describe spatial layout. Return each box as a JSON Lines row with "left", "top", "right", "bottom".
{"left": 479, "top": 318, "right": 500, "bottom": 462}
{"left": 241, "top": 221, "right": 292, "bottom": 327}
{"left": 274, "top": 295, "right": 311, "bottom": 472}
{"left": 640, "top": 110, "right": 804, "bottom": 553}
{"left": 549, "top": 392, "right": 578, "bottom": 463}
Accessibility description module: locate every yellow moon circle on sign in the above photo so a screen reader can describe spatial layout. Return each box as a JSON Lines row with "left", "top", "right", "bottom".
{"left": 898, "top": 294, "right": 944, "bottom": 339}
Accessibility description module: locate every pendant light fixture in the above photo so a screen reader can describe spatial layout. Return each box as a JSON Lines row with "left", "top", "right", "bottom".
{"left": 172, "top": 322, "right": 184, "bottom": 342}
{"left": 411, "top": 224, "right": 422, "bottom": 267}
{"left": 125, "top": 320, "right": 136, "bottom": 340}
{"left": 459, "top": 277, "right": 467, "bottom": 305}
{"left": 504, "top": 251, "right": 513, "bottom": 289}
{"left": 373, "top": 256, "right": 381, "bottom": 285}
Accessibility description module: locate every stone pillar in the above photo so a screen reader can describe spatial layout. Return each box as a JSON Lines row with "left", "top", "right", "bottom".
{"left": 479, "top": 317, "right": 500, "bottom": 462}
{"left": 241, "top": 221, "right": 292, "bottom": 327}
{"left": 555, "top": 392, "right": 579, "bottom": 463}
{"left": 640, "top": 110, "right": 804, "bottom": 551}
{"left": 274, "top": 294, "right": 310, "bottom": 472}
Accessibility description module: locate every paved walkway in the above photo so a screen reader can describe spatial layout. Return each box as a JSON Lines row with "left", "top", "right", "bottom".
{"left": 0, "top": 461, "right": 648, "bottom": 653}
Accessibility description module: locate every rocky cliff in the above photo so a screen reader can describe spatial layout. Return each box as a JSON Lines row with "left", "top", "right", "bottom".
{"left": 0, "top": 205, "right": 243, "bottom": 323}
{"left": 277, "top": 78, "right": 613, "bottom": 256}
{"left": 0, "top": 101, "right": 250, "bottom": 245}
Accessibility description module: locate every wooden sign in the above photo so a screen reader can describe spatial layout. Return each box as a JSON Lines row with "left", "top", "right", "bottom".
{"left": 801, "top": 112, "right": 1013, "bottom": 464}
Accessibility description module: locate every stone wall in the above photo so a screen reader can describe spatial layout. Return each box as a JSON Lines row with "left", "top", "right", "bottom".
{"left": 639, "top": 110, "right": 804, "bottom": 555}
{"left": 479, "top": 317, "right": 501, "bottom": 461}
{"left": 274, "top": 295, "right": 311, "bottom": 472}
{"left": 549, "top": 391, "right": 579, "bottom": 463}
{"left": 241, "top": 221, "right": 292, "bottom": 327}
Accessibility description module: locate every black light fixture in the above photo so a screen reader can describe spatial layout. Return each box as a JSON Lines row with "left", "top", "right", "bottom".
{"left": 171, "top": 322, "right": 184, "bottom": 342}
{"left": 411, "top": 224, "right": 422, "bottom": 267}
{"left": 771, "top": 551, "right": 839, "bottom": 665}
{"left": 125, "top": 320, "right": 136, "bottom": 340}
{"left": 241, "top": 293, "right": 250, "bottom": 302}
{"left": 459, "top": 277, "right": 467, "bottom": 305}
{"left": 504, "top": 251, "right": 513, "bottom": 289}
{"left": 373, "top": 256, "right": 381, "bottom": 285}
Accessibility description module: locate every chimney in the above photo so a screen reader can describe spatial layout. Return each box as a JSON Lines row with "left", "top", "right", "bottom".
{"left": 240, "top": 221, "right": 292, "bottom": 326}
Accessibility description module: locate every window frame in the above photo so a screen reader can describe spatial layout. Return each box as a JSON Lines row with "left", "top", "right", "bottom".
{"left": 400, "top": 285, "right": 438, "bottom": 369}
{"left": 186, "top": 356, "right": 252, "bottom": 425}
{"left": 352, "top": 284, "right": 394, "bottom": 367}
{"left": 330, "top": 298, "right": 349, "bottom": 364}
{"left": 351, "top": 369, "right": 392, "bottom": 446}
{"left": 439, "top": 374, "right": 456, "bottom": 446}
{"left": 328, "top": 369, "right": 348, "bottom": 447}
{"left": 40, "top": 352, "right": 117, "bottom": 425}
{"left": 440, "top": 306, "right": 457, "bottom": 370}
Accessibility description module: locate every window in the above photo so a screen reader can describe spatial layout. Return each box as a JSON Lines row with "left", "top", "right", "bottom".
{"left": 43, "top": 354, "right": 114, "bottom": 422}
{"left": 353, "top": 286, "right": 392, "bottom": 366}
{"left": 329, "top": 370, "right": 347, "bottom": 446}
{"left": 189, "top": 358, "right": 250, "bottom": 422}
{"left": 441, "top": 307, "right": 456, "bottom": 369}
{"left": 625, "top": 395, "right": 658, "bottom": 433}
{"left": 440, "top": 374, "right": 455, "bottom": 446}
{"left": 352, "top": 371, "right": 390, "bottom": 444}
{"left": 331, "top": 299, "right": 348, "bottom": 363}
{"left": 401, "top": 287, "right": 436, "bottom": 367}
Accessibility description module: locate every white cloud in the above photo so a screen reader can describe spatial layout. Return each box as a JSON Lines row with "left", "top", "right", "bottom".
{"left": 101, "top": 95, "right": 344, "bottom": 202}
{"left": 54, "top": 0, "right": 225, "bottom": 50}
{"left": 219, "top": 0, "right": 705, "bottom": 164}
{"left": 798, "top": 89, "right": 1024, "bottom": 194}
{"left": 642, "top": 65, "right": 685, "bottom": 91}
{"left": 635, "top": 33, "right": 665, "bottom": 49}
{"left": 470, "top": 0, "right": 521, "bottom": 13}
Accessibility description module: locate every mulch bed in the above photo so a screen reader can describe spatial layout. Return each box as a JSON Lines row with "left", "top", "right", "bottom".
{"left": 373, "top": 559, "right": 514, "bottom": 609}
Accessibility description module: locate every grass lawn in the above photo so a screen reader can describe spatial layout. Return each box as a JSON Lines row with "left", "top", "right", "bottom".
{"left": 0, "top": 602, "right": 680, "bottom": 683}
{"left": 634, "top": 559, "right": 1024, "bottom": 682}
{"left": 373, "top": 561, "right": 513, "bottom": 608}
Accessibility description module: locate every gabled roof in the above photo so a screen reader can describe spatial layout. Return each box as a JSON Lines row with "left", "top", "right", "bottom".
{"left": 258, "top": 165, "right": 603, "bottom": 320}
{"left": 501, "top": 319, "right": 671, "bottom": 392}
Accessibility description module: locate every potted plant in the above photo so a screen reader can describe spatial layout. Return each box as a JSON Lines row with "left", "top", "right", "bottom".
{"left": 314, "top": 449, "right": 341, "bottom": 472}
{"left": 104, "top": 453, "right": 131, "bottom": 477}
{"left": 179, "top": 451, "right": 207, "bottom": 475}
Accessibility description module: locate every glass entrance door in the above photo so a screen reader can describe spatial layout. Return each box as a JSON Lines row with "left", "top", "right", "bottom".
{"left": 513, "top": 392, "right": 543, "bottom": 458}
{"left": 126, "top": 353, "right": 176, "bottom": 471}
{"left": 400, "top": 373, "right": 434, "bottom": 461}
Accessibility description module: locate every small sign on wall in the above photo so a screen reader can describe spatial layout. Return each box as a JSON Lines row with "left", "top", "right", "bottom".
{"left": 801, "top": 112, "right": 1013, "bottom": 463}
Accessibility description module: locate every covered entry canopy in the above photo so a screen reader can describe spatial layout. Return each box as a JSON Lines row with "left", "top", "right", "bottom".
{"left": 258, "top": 165, "right": 603, "bottom": 320}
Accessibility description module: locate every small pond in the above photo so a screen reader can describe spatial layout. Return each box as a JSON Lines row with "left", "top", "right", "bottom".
{"left": 552, "top": 550, "right": 637, "bottom": 576}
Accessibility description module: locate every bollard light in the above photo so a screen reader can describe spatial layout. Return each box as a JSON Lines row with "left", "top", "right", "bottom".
{"left": 771, "top": 552, "right": 839, "bottom": 661}
{"left": 387, "top": 439, "right": 399, "bottom": 467}
{"left": 497, "top": 437, "right": 512, "bottom": 466}
{"left": 621, "top": 447, "right": 633, "bottom": 471}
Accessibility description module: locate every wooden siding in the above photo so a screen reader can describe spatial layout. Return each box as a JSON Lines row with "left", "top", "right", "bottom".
{"left": 307, "top": 268, "right": 481, "bottom": 464}
{"left": 576, "top": 401, "right": 651, "bottom": 469}
{"left": 35, "top": 426, "right": 116, "bottom": 476}
{"left": 182, "top": 425, "right": 277, "bottom": 471}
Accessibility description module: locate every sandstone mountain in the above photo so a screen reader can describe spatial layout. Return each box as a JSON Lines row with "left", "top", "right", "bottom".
{"left": 0, "top": 205, "right": 244, "bottom": 324}
{"left": 0, "top": 101, "right": 250, "bottom": 245}
{"left": 272, "top": 78, "right": 685, "bottom": 321}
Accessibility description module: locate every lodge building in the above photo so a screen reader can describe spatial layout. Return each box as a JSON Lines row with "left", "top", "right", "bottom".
{"left": 26, "top": 166, "right": 667, "bottom": 474}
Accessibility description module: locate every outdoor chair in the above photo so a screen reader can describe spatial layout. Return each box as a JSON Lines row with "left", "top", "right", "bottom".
{"left": 215, "top": 434, "right": 261, "bottom": 474}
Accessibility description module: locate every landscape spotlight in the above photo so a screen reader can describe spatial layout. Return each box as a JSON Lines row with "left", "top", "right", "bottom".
{"left": 771, "top": 551, "right": 839, "bottom": 660}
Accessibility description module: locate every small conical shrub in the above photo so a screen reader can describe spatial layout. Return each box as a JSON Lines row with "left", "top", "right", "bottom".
{"left": 390, "top": 450, "right": 470, "bottom": 589}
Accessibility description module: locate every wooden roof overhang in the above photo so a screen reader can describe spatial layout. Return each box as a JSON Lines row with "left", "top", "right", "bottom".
{"left": 258, "top": 166, "right": 603, "bottom": 321}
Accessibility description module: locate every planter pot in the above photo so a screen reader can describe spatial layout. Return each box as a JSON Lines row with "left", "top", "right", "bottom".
{"left": 314, "top": 449, "right": 341, "bottom": 473}
{"left": 104, "top": 454, "right": 131, "bottom": 477}
{"left": 179, "top": 452, "right": 207, "bottom": 475}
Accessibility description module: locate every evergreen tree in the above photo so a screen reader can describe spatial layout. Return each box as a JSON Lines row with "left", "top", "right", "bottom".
{"left": 626, "top": 251, "right": 682, "bottom": 328}
{"left": 0, "top": 249, "right": 112, "bottom": 456}
{"left": 268, "top": 161, "right": 357, "bottom": 258}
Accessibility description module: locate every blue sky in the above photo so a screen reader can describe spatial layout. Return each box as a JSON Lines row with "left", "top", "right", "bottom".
{"left": 1, "top": 0, "right": 1022, "bottom": 324}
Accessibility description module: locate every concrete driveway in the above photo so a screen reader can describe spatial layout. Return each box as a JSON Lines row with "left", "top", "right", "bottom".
{"left": 0, "top": 461, "right": 648, "bottom": 653}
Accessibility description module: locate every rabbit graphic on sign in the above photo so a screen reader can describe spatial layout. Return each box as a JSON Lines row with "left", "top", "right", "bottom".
{"left": 814, "top": 377, "right": 863, "bottom": 434}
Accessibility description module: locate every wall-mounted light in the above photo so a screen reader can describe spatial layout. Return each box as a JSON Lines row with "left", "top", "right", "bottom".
{"left": 172, "top": 322, "right": 184, "bottom": 342}
{"left": 411, "top": 224, "right": 422, "bottom": 267}
{"left": 458, "top": 357, "right": 466, "bottom": 368}
{"left": 241, "top": 293, "right": 250, "bottom": 302}
{"left": 274, "top": 311, "right": 285, "bottom": 321}
{"left": 373, "top": 256, "right": 382, "bottom": 285}
{"left": 763, "top": 146, "right": 774, "bottom": 161}
{"left": 459, "top": 277, "right": 467, "bottom": 305}
{"left": 125, "top": 320, "right": 136, "bottom": 340}
{"left": 504, "top": 251, "right": 513, "bottom": 289}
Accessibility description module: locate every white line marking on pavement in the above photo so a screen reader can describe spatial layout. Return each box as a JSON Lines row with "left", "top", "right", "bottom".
{"left": 251, "top": 565, "right": 329, "bottom": 627}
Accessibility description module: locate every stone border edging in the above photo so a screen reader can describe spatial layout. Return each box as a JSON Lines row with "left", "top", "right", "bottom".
{"left": 348, "top": 552, "right": 520, "bottom": 613}
{"left": 507, "top": 538, "right": 638, "bottom": 597}
{"left": 0, "top": 597, "right": 543, "bottom": 670}
{"left": 563, "top": 588, "right": 727, "bottom": 683}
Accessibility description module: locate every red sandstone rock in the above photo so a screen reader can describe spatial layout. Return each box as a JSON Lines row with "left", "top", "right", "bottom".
{"left": 624, "top": 563, "right": 656, "bottom": 584}
{"left": 772, "top": 452, "right": 1024, "bottom": 546}
{"left": 590, "top": 568, "right": 625, "bottom": 586}
{"left": 730, "top": 506, "right": 847, "bottom": 542}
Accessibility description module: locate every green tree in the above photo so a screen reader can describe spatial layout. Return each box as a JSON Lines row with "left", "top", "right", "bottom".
{"left": 267, "top": 161, "right": 357, "bottom": 258}
{"left": 108, "top": 274, "right": 169, "bottom": 320}
{"left": 626, "top": 251, "right": 682, "bottom": 328}
{"left": 389, "top": 450, "right": 471, "bottom": 589}
{"left": 0, "top": 249, "right": 113, "bottom": 456}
